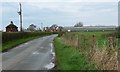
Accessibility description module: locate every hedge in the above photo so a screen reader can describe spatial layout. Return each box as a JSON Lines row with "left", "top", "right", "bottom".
{"left": 2, "top": 32, "right": 52, "bottom": 44}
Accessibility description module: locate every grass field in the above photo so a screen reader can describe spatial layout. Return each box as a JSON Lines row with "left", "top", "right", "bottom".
{"left": 54, "top": 37, "right": 97, "bottom": 70}
{"left": 54, "top": 31, "right": 119, "bottom": 70}
{"left": 63, "top": 32, "right": 118, "bottom": 48}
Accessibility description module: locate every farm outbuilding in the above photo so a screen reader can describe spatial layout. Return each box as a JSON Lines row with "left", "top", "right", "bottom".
{"left": 6, "top": 21, "right": 18, "bottom": 32}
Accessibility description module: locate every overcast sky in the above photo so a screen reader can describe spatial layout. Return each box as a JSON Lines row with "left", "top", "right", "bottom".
{"left": 1, "top": 0, "right": 118, "bottom": 31}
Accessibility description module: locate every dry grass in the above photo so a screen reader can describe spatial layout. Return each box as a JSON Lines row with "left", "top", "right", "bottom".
{"left": 89, "top": 47, "right": 118, "bottom": 70}
{"left": 61, "top": 32, "right": 119, "bottom": 70}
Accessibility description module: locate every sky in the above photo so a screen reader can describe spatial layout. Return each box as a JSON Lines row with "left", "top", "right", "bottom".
{"left": 0, "top": 0, "right": 119, "bottom": 31}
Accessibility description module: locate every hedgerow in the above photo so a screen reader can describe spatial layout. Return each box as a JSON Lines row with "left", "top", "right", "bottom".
{"left": 2, "top": 32, "right": 52, "bottom": 44}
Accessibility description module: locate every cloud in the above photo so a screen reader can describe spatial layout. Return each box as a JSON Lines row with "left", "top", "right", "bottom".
{"left": 25, "top": 2, "right": 117, "bottom": 13}
{"left": 1, "top": 2, "right": 118, "bottom": 31}
{"left": 1, "top": 0, "right": 119, "bottom": 2}
{"left": 24, "top": 2, "right": 82, "bottom": 13}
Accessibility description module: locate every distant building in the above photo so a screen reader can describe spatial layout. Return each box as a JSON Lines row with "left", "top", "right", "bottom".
{"left": 27, "top": 24, "right": 36, "bottom": 32}
{"left": 43, "top": 27, "right": 50, "bottom": 32}
{"left": 6, "top": 21, "right": 18, "bottom": 32}
{"left": 43, "top": 25, "right": 63, "bottom": 32}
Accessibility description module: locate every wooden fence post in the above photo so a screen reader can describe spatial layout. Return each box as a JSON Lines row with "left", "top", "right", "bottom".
{"left": 108, "top": 37, "right": 116, "bottom": 49}
{"left": 82, "top": 35, "right": 86, "bottom": 49}
{"left": 108, "top": 37, "right": 111, "bottom": 48}
{"left": 78, "top": 34, "right": 80, "bottom": 49}
{"left": 112, "top": 37, "right": 116, "bottom": 48}
{"left": 91, "top": 35, "right": 95, "bottom": 48}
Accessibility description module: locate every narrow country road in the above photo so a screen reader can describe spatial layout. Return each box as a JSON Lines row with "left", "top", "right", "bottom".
{"left": 1, "top": 34, "right": 57, "bottom": 70}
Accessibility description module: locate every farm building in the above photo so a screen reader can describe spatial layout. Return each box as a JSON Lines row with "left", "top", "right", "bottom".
{"left": 63, "top": 26, "right": 117, "bottom": 32}
{"left": 27, "top": 24, "right": 36, "bottom": 32}
{"left": 43, "top": 24, "right": 63, "bottom": 32}
{"left": 6, "top": 21, "right": 18, "bottom": 32}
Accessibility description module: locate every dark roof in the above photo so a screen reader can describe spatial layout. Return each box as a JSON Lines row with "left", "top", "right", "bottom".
{"left": 6, "top": 21, "right": 18, "bottom": 28}
{"left": 29, "top": 24, "right": 36, "bottom": 27}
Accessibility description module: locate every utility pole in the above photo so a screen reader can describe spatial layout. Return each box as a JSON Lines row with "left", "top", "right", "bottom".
{"left": 18, "top": 3, "right": 22, "bottom": 32}
{"left": 41, "top": 22, "right": 43, "bottom": 31}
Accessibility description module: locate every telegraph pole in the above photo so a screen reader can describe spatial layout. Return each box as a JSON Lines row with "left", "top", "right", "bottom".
{"left": 18, "top": 3, "right": 22, "bottom": 32}
{"left": 41, "top": 22, "right": 43, "bottom": 31}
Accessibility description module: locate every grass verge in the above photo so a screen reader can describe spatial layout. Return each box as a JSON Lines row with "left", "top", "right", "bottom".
{"left": 1, "top": 36, "right": 47, "bottom": 52}
{"left": 54, "top": 37, "right": 98, "bottom": 70}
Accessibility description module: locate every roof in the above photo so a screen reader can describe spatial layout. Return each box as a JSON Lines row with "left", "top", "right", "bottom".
{"left": 6, "top": 21, "right": 18, "bottom": 28}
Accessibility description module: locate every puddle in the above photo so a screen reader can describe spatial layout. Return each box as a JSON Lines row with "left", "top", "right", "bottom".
{"left": 25, "top": 43, "right": 29, "bottom": 45}
{"left": 32, "top": 51, "right": 40, "bottom": 55}
{"left": 2, "top": 52, "right": 9, "bottom": 55}
{"left": 51, "top": 52, "right": 55, "bottom": 57}
{"left": 44, "top": 62, "right": 55, "bottom": 70}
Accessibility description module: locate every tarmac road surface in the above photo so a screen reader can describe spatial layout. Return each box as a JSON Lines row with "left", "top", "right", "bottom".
{"left": 1, "top": 34, "right": 57, "bottom": 70}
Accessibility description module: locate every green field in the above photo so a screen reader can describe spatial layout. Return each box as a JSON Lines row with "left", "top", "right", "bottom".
{"left": 54, "top": 37, "right": 97, "bottom": 70}
{"left": 54, "top": 31, "right": 119, "bottom": 70}
{"left": 63, "top": 32, "right": 118, "bottom": 48}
